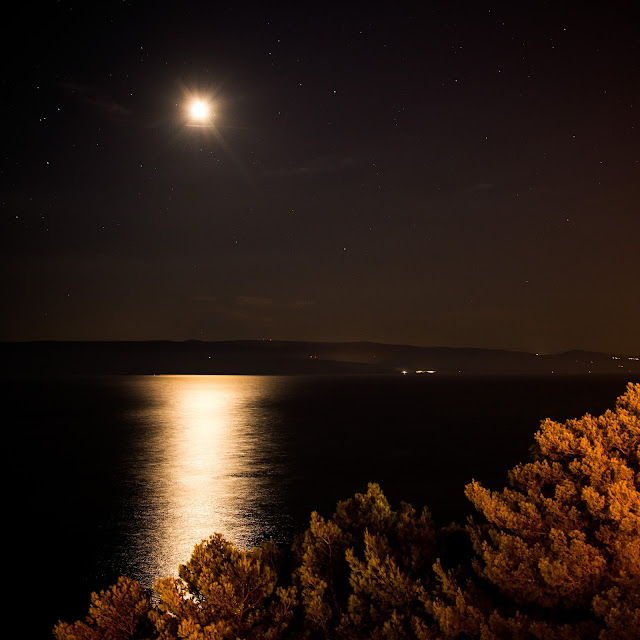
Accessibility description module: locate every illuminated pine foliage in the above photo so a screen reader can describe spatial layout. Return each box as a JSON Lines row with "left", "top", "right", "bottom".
{"left": 151, "top": 534, "right": 296, "bottom": 640}
{"left": 53, "top": 576, "right": 154, "bottom": 640}
{"left": 427, "top": 382, "right": 640, "bottom": 639}
{"left": 293, "top": 482, "right": 437, "bottom": 639}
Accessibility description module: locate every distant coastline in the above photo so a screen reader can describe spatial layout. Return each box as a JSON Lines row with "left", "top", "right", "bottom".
{"left": 1, "top": 340, "right": 638, "bottom": 377}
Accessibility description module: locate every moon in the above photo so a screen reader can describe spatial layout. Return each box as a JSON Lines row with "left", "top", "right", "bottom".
{"left": 191, "top": 100, "right": 209, "bottom": 120}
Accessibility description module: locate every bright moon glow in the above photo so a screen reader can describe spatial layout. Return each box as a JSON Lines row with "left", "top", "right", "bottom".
{"left": 191, "top": 100, "right": 209, "bottom": 119}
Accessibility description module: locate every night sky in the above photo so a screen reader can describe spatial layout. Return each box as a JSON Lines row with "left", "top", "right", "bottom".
{"left": 2, "top": 2, "right": 638, "bottom": 354}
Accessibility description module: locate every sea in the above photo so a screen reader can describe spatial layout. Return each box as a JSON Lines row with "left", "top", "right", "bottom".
{"left": 5, "top": 373, "right": 636, "bottom": 637}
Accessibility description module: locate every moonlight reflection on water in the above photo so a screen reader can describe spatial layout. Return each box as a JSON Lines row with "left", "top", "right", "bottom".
{"left": 121, "top": 375, "right": 291, "bottom": 584}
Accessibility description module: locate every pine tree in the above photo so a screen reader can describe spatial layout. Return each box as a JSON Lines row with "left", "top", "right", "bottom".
{"left": 426, "top": 382, "right": 640, "bottom": 639}
{"left": 151, "top": 533, "right": 296, "bottom": 640}
{"left": 53, "top": 576, "right": 154, "bottom": 640}
{"left": 293, "top": 482, "right": 437, "bottom": 639}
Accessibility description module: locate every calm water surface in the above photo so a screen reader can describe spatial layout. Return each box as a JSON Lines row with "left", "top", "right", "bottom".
{"left": 7, "top": 373, "right": 634, "bottom": 637}
{"left": 120, "top": 375, "right": 294, "bottom": 583}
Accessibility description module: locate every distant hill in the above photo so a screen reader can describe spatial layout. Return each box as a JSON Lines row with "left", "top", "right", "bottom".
{"left": 1, "top": 340, "right": 638, "bottom": 376}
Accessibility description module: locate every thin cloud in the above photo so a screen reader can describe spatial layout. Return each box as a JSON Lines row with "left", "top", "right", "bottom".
{"left": 471, "top": 183, "right": 494, "bottom": 191}
{"left": 235, "top": 296, "right": 274, "bottom": 307}
{"left": 263, "top": 154, "right": 360, "bottom": 179}
{"left": 63, "top": 82, "right": 133, "bottom": 122}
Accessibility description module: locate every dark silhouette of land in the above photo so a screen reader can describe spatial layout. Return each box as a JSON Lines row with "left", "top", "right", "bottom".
{"left": 1, "top": 340, "right": 638, "bottom": 376}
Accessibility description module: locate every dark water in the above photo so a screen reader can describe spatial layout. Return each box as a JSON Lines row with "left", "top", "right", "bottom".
{"left": 5, "top": 373, "right": 635, "bottom": 637}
